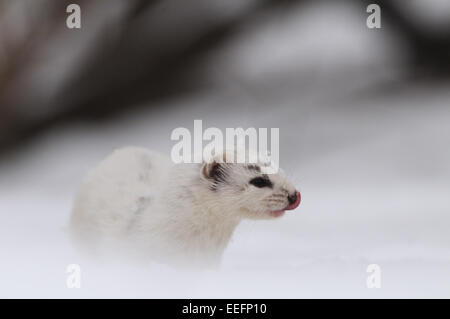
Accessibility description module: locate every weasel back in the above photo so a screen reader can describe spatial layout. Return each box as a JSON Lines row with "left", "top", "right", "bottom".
{"left": 69, "top": 147, "right": 171, "bottom": 251}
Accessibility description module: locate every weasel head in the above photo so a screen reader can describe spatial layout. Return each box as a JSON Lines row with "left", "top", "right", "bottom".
{"left": 200, "top": 151, "right": 301, "bottom": 219}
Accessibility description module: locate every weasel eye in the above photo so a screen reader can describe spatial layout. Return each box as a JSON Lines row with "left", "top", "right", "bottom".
{"left": 249, "top": 177, "right": 273, "bottom": 188}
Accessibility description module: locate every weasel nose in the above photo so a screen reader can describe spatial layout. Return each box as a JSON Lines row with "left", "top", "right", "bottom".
{"left": 288, "top": 192, "right": 297, "bottom": 205}
{"left": 286, "top": 191, "right": 301, "bottom": 210}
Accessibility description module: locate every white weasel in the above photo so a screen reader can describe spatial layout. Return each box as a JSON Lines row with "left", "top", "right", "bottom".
{"left": 70, "top": 147, "right": 301, "bottom": 267}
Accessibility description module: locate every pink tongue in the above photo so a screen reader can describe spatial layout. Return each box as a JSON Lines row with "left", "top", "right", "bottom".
{"left": 286, "top": 191, "right": 301, "bottom": 210}
{"left": 270, "top": 210, "right": 286, "bottom": 217}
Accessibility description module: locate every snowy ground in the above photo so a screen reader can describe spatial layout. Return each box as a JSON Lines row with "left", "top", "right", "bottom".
{"left": 1, "top": 81, "right": 449, "bottom": 298}
{"left": 1, "top": 2, "right": 449, "bottom": 298}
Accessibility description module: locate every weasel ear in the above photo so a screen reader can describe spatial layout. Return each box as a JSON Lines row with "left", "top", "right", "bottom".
{"left": 201, "top": 160, "right": 227, "bottom": 184}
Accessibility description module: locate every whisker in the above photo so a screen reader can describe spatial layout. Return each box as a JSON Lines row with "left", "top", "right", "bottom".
{"left": 265, "top": 200, "right": 286, "bottom": 204}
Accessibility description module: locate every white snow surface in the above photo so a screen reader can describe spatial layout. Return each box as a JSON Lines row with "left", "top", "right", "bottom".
{"left": 1, "top": 2, "right": 449, "bottom": 298}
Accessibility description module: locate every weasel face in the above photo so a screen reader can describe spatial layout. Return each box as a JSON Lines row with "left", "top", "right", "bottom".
{"left": 201, "top": 159, "right": 301, "bottom": 219}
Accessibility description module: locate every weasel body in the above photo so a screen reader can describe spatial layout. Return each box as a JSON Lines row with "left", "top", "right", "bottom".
{"left": 70, "top": 147, "right": 300, "bottom": 266}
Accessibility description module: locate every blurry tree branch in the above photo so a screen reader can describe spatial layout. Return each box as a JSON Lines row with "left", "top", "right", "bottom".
{"left": 360, "top": 0, "right": 450, "bottom": 77}
{"left": 0, "top": 0, "right": 449, "bottom": 156}
{"left": 0, "top": 0, "right": 301, "bottom": 153}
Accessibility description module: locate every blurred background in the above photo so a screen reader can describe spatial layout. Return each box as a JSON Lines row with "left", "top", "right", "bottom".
{"left": 0, "top": 0, "right": 449, "bottom": 298}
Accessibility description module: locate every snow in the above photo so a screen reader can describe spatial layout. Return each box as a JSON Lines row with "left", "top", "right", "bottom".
{"left": 1, "top": 2, "right": 449, "bottom": 298}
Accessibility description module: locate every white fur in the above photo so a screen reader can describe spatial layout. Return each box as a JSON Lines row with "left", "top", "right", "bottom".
{"left": 70, "top": 147, "right": 298, "bottom": 267}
